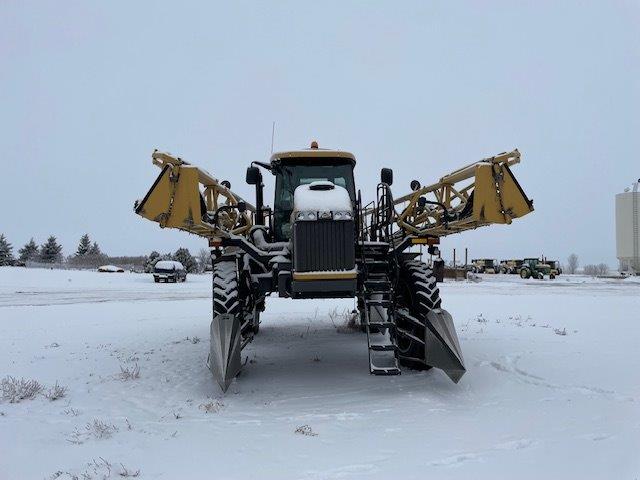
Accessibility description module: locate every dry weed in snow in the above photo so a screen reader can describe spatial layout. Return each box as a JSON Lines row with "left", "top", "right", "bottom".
{"left": 329, "top": 307, "right": 360, "bottom": 333}
{"left": 199, "top": 398, "right": 224, "bottom": 413}
{"left": 119, "top": 363, "right": 140, "bottom": 381}
{"left": 48, "top": 457, "right": 139, "bottom": 480}
{"left": 554, "top": 327, "right": 568, "bottom": 336}
{"left": 68, "top": 419, "right": 119, "bottom": 444}
{"left": 295, "top": 425, "right": 318, "bottom": 436}
{"left": 1, "top": 376, "right": 43, "bottom": 403}
{"left": 117, "top": 464, "right": 141, "bottom": 477}
{"left": 46, "top": 382, "right": 68, "bottom": 401}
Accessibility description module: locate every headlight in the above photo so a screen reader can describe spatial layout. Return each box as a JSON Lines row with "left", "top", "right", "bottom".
{"left": 334, "top": 211, "right": 352, "bottom": 220}
{"left": 320, "top": 211, "right": 332, "bottom": 220}
{"left": 295, "top": 211, "right": 317, "bottom": 221}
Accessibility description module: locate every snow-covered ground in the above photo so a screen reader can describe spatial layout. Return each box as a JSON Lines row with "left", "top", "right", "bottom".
{"left": 1, "top": 267, "right": 639, "bottom": 479}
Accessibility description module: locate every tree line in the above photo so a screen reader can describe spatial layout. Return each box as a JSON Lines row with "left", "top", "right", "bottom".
{"left": 0, "top": 234, "right": 64, "bottom": 265}
{"left": 0, "top": 233, "right": 208, "bottom": 273}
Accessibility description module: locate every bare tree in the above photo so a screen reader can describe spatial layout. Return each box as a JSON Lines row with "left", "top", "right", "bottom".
{"left": 197, "top": 248, "right": 211, "bottom": 273}
{"left": 566, "top": 253, "right": 579, "bottom": 274}
{"left": 583, "top": 263, "right": 609, "bottom": 276}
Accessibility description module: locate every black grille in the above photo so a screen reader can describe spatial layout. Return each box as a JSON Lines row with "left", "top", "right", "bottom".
{"left": 293, "top": 221, "right": 355, "bottom": 272}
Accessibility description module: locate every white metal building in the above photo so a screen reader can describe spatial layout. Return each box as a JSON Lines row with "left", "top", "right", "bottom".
{"left": 615, "top": 179, "right": 640, "bottom": 273}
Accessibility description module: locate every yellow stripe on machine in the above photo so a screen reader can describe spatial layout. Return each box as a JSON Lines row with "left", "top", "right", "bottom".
{"left": 293, "top": 271, "right": 358, "bottom": 281}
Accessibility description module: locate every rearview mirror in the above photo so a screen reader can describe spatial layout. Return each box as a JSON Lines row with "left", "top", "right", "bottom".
{"left": 246, "top": 166, "right": 261, "bottom": 185}
{"left": 381, "top": 168, "right": 393, "bottom": 186}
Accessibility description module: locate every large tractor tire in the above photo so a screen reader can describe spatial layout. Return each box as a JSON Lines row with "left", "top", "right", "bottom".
{"left": 213, "top": 259, "right": 241, "bottom": 316}
{"left": 394, "top": 259, "right": 441, "bottom": 371}
{"left": 520, "top": 269, "right": 531, "bottom": 279}
{"left": 213, "top": 256, "right": 259, "bottom": 335}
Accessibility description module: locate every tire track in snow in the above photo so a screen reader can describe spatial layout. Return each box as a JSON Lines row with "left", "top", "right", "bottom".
{"left": 482, "top": 355, "right": 636, "bottom": 402}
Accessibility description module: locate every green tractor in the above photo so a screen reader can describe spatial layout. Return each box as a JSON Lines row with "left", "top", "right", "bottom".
{"left": 519, "top": 258, "right": 555, "bottom": 280}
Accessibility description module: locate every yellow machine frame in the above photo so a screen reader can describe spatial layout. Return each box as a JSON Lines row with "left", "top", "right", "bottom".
{"left": 366, "top": 149, "right": 533, "bottom": 239}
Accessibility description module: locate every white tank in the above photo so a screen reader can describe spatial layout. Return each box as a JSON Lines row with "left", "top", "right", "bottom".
{"left": 615, "top": 179, "right": 640, "bottom": 273}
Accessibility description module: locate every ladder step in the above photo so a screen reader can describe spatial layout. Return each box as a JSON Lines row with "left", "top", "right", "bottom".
{"left": 364, "top": 279, "right": 390, "bottom": 287}
{"left": 365, "top": 299, "right": 392, "bottom": 308}
{"left": 369, "top": 344, "right": 396, "bottom": 352}
{"left": 367, "top": 331, "right": 396, "bottom": 351}
{"left": 371, "top": 366, "right": 401, "bottom": 376}
{"left": 367, "top": 321, "right": 395, "bottom": 329}
{"left": 369, "top": 350, "right": 401, "bottom": 375}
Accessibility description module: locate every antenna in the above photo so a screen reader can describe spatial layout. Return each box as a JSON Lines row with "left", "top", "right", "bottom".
{"left": 270, "top": 121, "right": 275, "bottom": 154}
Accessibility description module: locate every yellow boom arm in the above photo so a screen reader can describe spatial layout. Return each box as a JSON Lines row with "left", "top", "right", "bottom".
{"left": 134, "top": 151, "right": 254, "bottom": 239}
{"left": 365, "top": 149, "right": 533, "bottom": 239}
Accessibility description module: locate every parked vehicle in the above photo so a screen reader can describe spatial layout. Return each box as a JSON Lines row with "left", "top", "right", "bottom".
{"left": 545, "top": 260, "right": 562, "bottom": 276}
{"left": 470, "top": 258, "right": 497, "bottom": 274}
{"left": 153, "top": 260, "right": 187, "bottom": 283}
{"left": 519, "top": 258, "right": 554, "bottom": 279}
{"left": 97, "top": 265, "right": 124, "bottom": 273}
{"left": 499, "top": 259, "right": 523, "bottom": 274}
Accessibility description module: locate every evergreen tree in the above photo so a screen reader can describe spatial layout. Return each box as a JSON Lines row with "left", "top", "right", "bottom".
{"left": 88, "top": 241, "right": 102, "bottom": 256}
{"left": 0, "top": 234, "right": 14, "bottom": 266}
{"left": 173, "top": 247, "right": 197, "bottom": 273}
{"left": 145, "top": 251, "right": 160, "bottom": 272}
{"left": 76, "top": 234, "right": 91, "bottom": 256}
{"left": 18, "top": 238, "right": 39, "bottom": 262}
{"left": 40, "top": 236, "right": 63, "bottom": 263}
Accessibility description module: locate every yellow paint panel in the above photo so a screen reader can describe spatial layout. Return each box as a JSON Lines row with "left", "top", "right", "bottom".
{"left": 499, "top": 165, "right": 534, "bottom": 219}
{"left": 136, "top": 165, "right": 203, "bottom": 230}
{"left": 472, "top": 164, "right": 533, "bottom": 224}
{"left": 293, "top": 271, "right": 357, "bottom": 281}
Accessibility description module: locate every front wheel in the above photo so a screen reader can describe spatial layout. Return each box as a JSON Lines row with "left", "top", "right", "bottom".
{"left": 394, "top": 260, "right": 441, "bottom": 371}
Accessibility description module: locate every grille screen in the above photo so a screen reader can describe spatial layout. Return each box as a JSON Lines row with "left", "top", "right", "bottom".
{"left": 293, "top": 221, "right": 355, "bottom": 272}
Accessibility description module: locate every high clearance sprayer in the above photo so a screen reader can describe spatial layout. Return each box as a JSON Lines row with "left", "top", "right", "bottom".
{"left": 135, "top": 142, "right": 533, "bottom": 391}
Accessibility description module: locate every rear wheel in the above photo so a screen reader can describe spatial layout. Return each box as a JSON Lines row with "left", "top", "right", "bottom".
{"left": 520, "top": 269, "right": 530, "bottom": 279}
{"left": 394, "top": 259, "right": 441, "bottom": 371}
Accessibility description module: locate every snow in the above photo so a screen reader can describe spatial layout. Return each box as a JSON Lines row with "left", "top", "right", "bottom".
{"left": 1, "top": 267, "right": 639, "bottom": 479}
{"left": 293, "top": 182, "right": 352, "bottom": 213}
{"left": 154, "top": 260, "right": 184, "bottom": 271}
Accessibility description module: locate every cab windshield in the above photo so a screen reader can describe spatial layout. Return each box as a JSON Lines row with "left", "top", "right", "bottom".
{"left": 273, "top": 160, "right": 355, "bottom": 241}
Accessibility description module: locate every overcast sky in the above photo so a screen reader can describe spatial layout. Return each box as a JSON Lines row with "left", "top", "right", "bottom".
{"left": 1, "top": 1, "right": 638, "bottom": 266}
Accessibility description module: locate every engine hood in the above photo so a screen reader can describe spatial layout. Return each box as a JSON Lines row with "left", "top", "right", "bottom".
{"left": 293, "top": 181, "right": 353, "bottom": 214}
